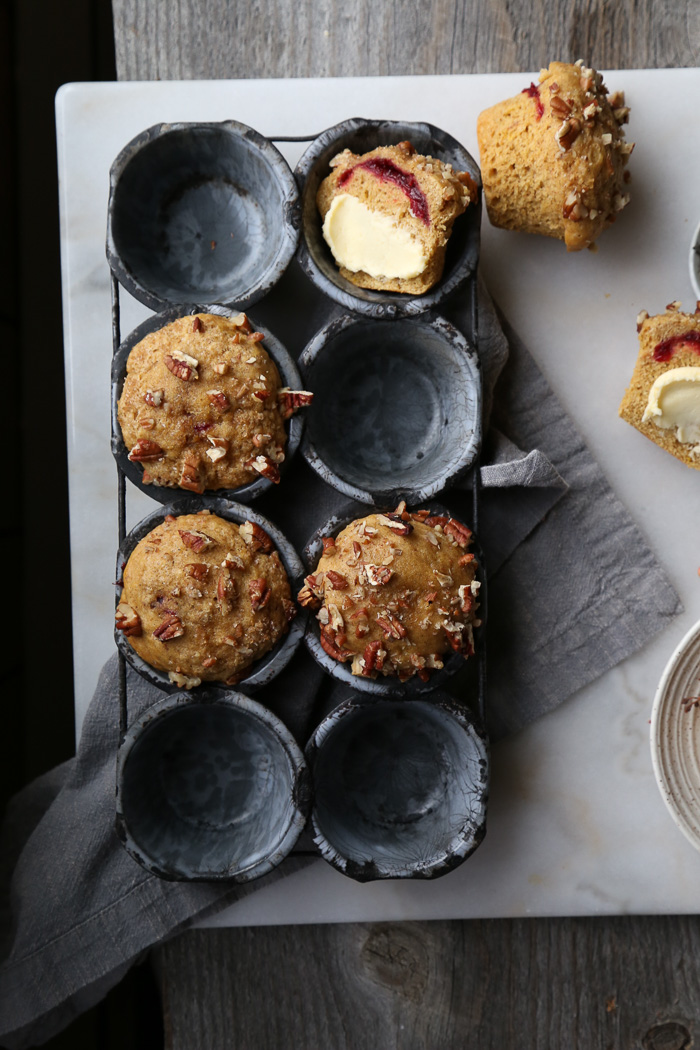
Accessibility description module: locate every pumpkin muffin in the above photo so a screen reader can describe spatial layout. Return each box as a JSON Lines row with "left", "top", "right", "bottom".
{"left": 117, "top": 312, "right": 312, "bottom": 493}
{"left": 115, "top": 510, "right": 296, "bottom": 687}
{"left": 316, "top": 140, "right": 477, "bottom": 294}
{"left": 298, "top": 502, "right": 481, "bottom": 682}
{"left": 477, "top": 60, "right": 634, "bottom": 251}
{"left": 619, "top": 301, "right": 700, "bottom": 469}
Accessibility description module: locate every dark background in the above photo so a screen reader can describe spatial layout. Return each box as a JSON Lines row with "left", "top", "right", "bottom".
{"left": 2, "top": 0, "right": 161, "bottom": 1044}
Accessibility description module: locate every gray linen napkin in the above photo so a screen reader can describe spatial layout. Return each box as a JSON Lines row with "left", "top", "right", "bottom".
{"left": 0, "top": 277, "right": 681, "bottom": 1048}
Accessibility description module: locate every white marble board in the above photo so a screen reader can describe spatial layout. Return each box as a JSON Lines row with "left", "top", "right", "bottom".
{"left": 56, "top": 70, "right": 700, "bottom": 925}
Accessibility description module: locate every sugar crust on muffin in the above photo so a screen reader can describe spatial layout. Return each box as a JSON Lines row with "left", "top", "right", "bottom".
{"left": 298, "top": 502, "right": 481, "bottom": 682}
{"left": 116, "top": 511, "right": 296, "bottom": 686}
{"left": 117, "top": 312, "right": 312, "bottom": 494}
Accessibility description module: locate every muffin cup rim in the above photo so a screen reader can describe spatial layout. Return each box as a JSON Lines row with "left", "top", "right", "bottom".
{"left": 298, "top": 311, "right": 482, "bottom": 506}
{"left": 111, "top": 304, "right": 306, "bottom": 505}
{"left": 116, "top": 688, "right": 311, "bottom": 882}
{"left": 106, "top": 118, "right": 301, "bottom": 313}
{"left": 114, "top": 496, "right": 308, "bottom": 696}
{"left": 294, "top": 116, "right": 482, "bottom": 319}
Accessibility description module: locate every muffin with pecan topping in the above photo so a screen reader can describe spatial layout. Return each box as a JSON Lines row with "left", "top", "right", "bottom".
{"left": 298, "top": 503, "right": 480, "bottom": 682}
{"left": 116, "top": 511, "right": 296, "bottom": 686}
{"left": 619, "top": 300, "right": 700, "bottom": 469}
{"left": 477, "top": 60, "right": 634, "bottom": 251}
{"left": 117, "top": 312, "right": 312, "bottom": 493}
{"left": 316, "top": 141, "right": 477, "bottom": 294}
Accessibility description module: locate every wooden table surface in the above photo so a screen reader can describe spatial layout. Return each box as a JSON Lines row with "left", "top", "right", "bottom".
{"left": 110, "top": 3, "right": 700, "bottom": 1047}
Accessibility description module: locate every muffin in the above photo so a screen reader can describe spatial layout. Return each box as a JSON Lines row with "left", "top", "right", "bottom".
{"left": 117, "top": 312, "right": 312, "bottom": 493}
{"left": 298, "top": 502, "right": 481, "bottom": 682}
{"left": 316, "top": 140, "right": 477, "bottom": 294}
{"left": 619, "top": 301, "right": 700, "bottom": 469}
{"left": 115, "top": 510, "right": 296, "bottom": 686}
{"left": 477, "top": 60, "right": 634, "bottom": 251}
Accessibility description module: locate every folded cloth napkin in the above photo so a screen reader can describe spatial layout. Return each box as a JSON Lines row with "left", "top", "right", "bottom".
{"left": 0, "top": 277, "right": 681, "bottom": 1048}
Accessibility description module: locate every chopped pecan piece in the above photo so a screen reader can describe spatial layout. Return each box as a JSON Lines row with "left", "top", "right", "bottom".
{"left": 185, "top": 562, "right": 209, "bottom": 580}
{"left": 252, "top": 389, "right": 270, "bottom": 402}
{"left": 232, "top": 312, "right": 253, "bottom": 332}
{"left": 252, "top": 432, "right": 272, "bottom": 448}
{"left": 239, "top": 520, "right": 274, "bottom": 553}
{"left": 377, "top": 514, "right": 413, "bottom": 535}
{"left": 444, "top": 518, "right": 472, "bottom": 548}
{"left": 128, "top": 439, "right": 163, "bottom": 462}
{"left": 222, "top": 551, "right": 245, "bottom": 571}
{"left": 245, "top": 455, "right": 281, "bottom": 483}
{"left": 144, "top": 389, "right": 164, "bottom": 408}
{"left": 192, "top": 316, "right": 204, "bottom": 333}
{"left": 550, "top": 94, "right": 572, "bottom": 120}
{"left": 249, "top": 578, "right": 271, "bottom": 611}
{"left": 164, "top": 350, "right": 199, "bottom": 381}
{"left": 458, "top": 553, "right": 476, "bottom": 567}
{"left": 411, "top": 509, "right": 431, "bottom": 523}
{"left": 179, "top": 529, "right": 214, "bottom": 552}
{"left": 361, "top": 640, "right": 386, "bottom": 675}
{"left": 425, "top": 515, "right": 449, "bottom": 529}
{"left": 206, "top": 436, "right": 229, "bottom": 463}
{"left": 217, "top": 571, "right": 236, "bottom": 609}
{"left": 376, "top": 611, "right": 407, "bottom": 639}
{"left": 325, "top": 570, "right": 349, "bottom": 590}
{"left": 319, "top": 627, "right": 353, "bottom": 663}
{"left": 321, "top": 536, "right": 336, "bottom": 554}
{"left": 278, "top": 388, "right": 314, "bottom": 420}
{"left": 365, "top": 564, "right": 393, "bottom": 587}
{"left": 207, "top": 390, "right": 230, "bottom": 410}
{"left": 282, "top": 598, "right": 298, "bottom": 623}
{"left": 168, "top": 671, "right": 201, "bottom": 689}
{"left": 201, "top": 656, "right": 217, "bottom": 668}
{"left": 179, "top": 459, "right": 204, "bottom": 493}
{"left": 153, "top": 614, "right": 184, "bottom": 641}
{"left": 115, "top": 602, "right": 142, "bottom": 637}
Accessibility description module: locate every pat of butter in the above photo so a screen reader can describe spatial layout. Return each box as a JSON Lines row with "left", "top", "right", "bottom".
{"left": 322, "top": 194, "right": 427, "bottom": 279}
{"left": 642, "top": 366, "right": 700, "bottom": 444}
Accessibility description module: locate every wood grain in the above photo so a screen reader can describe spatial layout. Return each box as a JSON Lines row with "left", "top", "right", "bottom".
{"left": 112, "top": 0, "right": 700, "bottom": 80}
{"left": 160, "top": 919, "right": 700, "bottom": 1049}
{"left": 111, "top": 2, "right": 700, "bottom": 1047}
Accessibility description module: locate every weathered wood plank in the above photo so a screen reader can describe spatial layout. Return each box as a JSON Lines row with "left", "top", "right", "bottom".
{"left": 112, "top": 0, "right": 700, "bottom": 81}
{"left": 160, "top": 918, "right": 700, "bottom": 1049}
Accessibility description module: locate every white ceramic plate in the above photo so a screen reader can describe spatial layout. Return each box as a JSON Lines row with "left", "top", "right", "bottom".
{"left": 651, "top": 619, "right": 700, "bottom": 853}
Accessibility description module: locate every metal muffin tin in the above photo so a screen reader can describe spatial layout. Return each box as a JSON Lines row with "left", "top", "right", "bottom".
{"left": 107, "top": 116, "right": 488, "bottom": 883}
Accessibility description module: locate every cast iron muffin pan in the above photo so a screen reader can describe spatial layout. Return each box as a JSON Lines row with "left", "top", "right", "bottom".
{"left": 107, "top": 117, "right": 488, "bottom": 882}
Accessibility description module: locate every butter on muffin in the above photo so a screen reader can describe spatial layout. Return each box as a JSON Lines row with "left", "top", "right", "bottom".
{"left": 477, "top": 60, "right": 634, "bottom": 251}
{"left": 619, "top": 301, "right": 700, "bottom": 469}
{"left": 316, "top": 141, "right": 477, "bottom": 294}
{"left": 115, "top": 511, "right": 296, "bottom": 686}
{"left": 298, "top": 502, "right": 481, "bottom": 682}
{"left": 117, "top": 312, "right": 312, "bottom": 493}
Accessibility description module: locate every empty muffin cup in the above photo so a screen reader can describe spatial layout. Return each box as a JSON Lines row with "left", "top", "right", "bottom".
{"left": 111, "top": 305, "right": 306, "bottom": 504}
{"left": 306, "top": 692, "right": 488, "bottom": 880}
{"left": 300, "top": 504, "right": 485, "bottom": 698}
{"left": 115, "top": 496, "right": 307, "bottom": 694}
{"left": 107, "top": 120, "right": 300, "bottom": 311}
{"left": 300, "top": 313, "right": 481, "bottom": 506}
{"left": 295, "top": 118, "right": 481, "bottom": 318}
{"left": 116, "top": 690, "right": 311, "bottom": 881}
